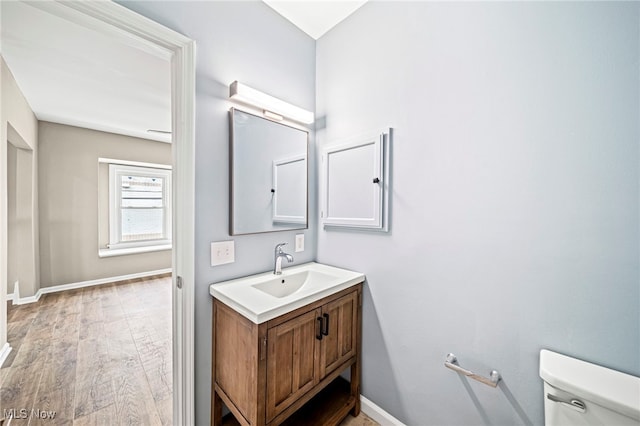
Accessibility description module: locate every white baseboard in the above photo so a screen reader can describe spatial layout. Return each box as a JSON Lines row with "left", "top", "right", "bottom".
{"left": 6, "top": 281, "right": 20, "bottom": 303}
{"left": 9, "top": 293, "right": 39, "bottom": 305}
{"left": 0, "top": 343, "right": 12, "bottom": 368}
{"left": 7, "top": 268, "right": 171, "bottom": 305}
{"left": 361, "top": 394, "right": 406, "bottom": 426}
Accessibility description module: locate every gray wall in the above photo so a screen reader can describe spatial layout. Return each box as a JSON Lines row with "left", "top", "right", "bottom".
{"left": 7, "top": 143, "right": 18, "bottom": 291}
{"left": 316, "top": 2, "right": 639, "bottom": 425}
{"left": 38, "top": 122, "right": 172, "bottom": 287}
{"left": 1, "top": 56, "right": 39, "bottom": 346}
{"left": 7, "top": 142, "right": 36, "bottom": 297}
{"left": 117, "top": 2, "right": 317, "bottom": 425}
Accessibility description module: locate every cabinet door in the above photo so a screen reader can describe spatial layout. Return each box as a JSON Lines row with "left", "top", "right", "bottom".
{"left": 319, "top": 291, "right": 358, "bottom": 379}
{"left": 321, "top": 129, "right": 391, "bottom": 231}
{"left": 266, "top": 309, "right": 320, "bottom": 422}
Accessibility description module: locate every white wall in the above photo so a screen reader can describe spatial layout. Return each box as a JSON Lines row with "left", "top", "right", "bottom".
{"left": 316, "top": 2, "right": 639, "bottom": 425}
{"left": 117, "top": 2, "right": 317, "bottom": 424}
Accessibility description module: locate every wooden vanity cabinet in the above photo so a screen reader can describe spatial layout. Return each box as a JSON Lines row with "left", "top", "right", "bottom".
{"left": 266, "top": 308, "right": 319, "bottom": 422}
{"left": 212, "top": 283, "right": 363, "bottom": 426}
{"left": 319, "top": 291, "right": 358, "bottom": 379}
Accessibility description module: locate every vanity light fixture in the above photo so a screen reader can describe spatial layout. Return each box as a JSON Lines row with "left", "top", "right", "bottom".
{"left": 263, "top": 110, "right": 284, "bottom": 121}
{"left": 229, "top": 80, "right": 314, "bottom": 125}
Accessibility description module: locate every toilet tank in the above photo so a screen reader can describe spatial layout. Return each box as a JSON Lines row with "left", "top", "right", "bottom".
{"left": 539, "top": 349, "right": 640, "bottom": 426}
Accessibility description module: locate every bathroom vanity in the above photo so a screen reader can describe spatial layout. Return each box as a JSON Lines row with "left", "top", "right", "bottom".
{"left": 209, "top": 263, "right": 364, "bottom": 426}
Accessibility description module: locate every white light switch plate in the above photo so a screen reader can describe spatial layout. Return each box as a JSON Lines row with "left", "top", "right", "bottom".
{"left": 211, "top": 240, "right": 235, "bottom": 266}
{"left": 295, "top": 234, "right": 304, "bottom": 252}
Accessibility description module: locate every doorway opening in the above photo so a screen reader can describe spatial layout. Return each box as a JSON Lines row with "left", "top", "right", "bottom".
{"left": 0, "top": 2, "right": 195, "bottom": 424}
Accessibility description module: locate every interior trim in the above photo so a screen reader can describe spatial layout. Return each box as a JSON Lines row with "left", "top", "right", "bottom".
{"left": 98, "top": 157, "right": 172, "bottom": 170}
{"left": 360, "top": 394, "right": 406, "bottom": 426}
{"left": 0, "top": 343, "right": 12, "bottom": 368}
{"left": 6, "top": 268, "right": 172, "bottom": 305}
{"left": 99, "top": 244, "right": 172, "bottom": 258}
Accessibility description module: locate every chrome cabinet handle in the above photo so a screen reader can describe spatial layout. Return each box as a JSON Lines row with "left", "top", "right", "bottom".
{"left": 547, "top": 393, "right": 587, "bottom": 413}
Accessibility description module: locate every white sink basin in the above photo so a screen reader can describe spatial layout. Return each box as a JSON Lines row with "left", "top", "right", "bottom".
{"left": 210, "top": 262, "right": 364, "bottom": 323}
{"left": 252, "top": 270, "right": 337, "bottom": 298}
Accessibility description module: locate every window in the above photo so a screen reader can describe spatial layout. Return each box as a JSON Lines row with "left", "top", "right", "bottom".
{"left": 108, "top": 163, "right": 172, "bottom": 252}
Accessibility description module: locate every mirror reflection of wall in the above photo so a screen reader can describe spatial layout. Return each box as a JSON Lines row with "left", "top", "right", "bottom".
{"left": 230, "top": 108, "right": 308, "bottom": 235}
{"left": 273, "top": 154, "right": 306, "bottom": 224}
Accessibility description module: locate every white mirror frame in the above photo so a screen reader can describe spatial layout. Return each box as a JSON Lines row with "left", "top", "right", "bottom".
{"left": 21, "top": 2, "right": 196, "bottom": 424}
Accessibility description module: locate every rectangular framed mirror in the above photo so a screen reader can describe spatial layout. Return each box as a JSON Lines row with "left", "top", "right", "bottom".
{"left": 229, "top": 108, "right": 309, "bottom": 235}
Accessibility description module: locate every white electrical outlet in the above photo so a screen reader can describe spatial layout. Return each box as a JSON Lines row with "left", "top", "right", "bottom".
{"left": 295, "top": 234, "right": 304, "bottom": 252}
{"left": 211, "top": 240, "right": 235, "bottom": 266}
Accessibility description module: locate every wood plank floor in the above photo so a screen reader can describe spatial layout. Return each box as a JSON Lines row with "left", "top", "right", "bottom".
{"left": 0, "top": 275, "right": 172, "bottom": 426}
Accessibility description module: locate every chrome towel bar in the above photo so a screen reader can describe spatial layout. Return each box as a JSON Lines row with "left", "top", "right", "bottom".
{"left": 444, "top": 353, "right": 501, "bottom": 388}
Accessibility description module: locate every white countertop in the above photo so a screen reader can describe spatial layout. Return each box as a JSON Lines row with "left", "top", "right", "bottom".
{"left": 209, "top": 262, "right": 365, "bottom": 324}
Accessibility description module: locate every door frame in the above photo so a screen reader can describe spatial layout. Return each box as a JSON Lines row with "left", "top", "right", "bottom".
{"left": 22, "top": 1, "right": 196, "bottom": 424}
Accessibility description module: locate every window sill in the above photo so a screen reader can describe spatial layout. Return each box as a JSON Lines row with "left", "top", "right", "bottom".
{"left": 99, "top": 244, "right": 172, "bottom": 258}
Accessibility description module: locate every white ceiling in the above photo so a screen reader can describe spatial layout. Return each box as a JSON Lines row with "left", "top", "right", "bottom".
{"left": 0, "top": 1, "right": 365, "bottom": 145}
{"left": 0, "top": 1, "right": 172, "bottom": 143}
{"left": 263, "top": 0, "right": 367, "bottom": 39}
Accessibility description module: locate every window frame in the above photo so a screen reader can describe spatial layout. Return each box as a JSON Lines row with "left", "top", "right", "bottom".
{"left": 108, "top": 163, "right": 172, "bottom": 251}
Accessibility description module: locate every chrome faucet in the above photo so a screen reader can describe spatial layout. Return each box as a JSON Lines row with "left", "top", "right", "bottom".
{"left": 273, "top": 243, "right": 293, "bottom": 275}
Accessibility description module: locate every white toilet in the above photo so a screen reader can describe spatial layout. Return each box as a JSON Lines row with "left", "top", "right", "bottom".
{"left": 539, "top": 349, "right": 640, "bottom": 425}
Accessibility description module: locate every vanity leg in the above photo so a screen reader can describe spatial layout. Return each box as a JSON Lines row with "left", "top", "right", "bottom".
{"left": 212, "top": 303, "right": 222, "bottom": 426}
{"left": 350, "top": 361, "right": 361, "bottom": 416}
{"left": 350, "top": 287, "right": 363, "bottom": 417}
{"left": 212, "top": 388, "right": 223, "bottom": 426}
